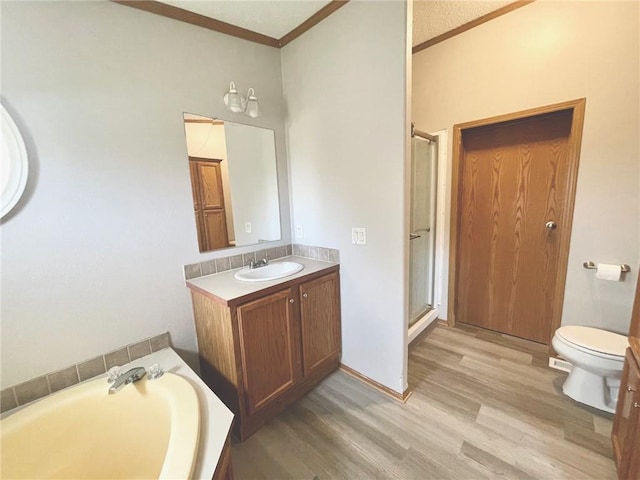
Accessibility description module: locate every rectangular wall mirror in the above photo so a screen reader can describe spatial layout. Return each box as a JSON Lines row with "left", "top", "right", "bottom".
{"left": 183, "top": 113, "right": 281, "bottom": 252}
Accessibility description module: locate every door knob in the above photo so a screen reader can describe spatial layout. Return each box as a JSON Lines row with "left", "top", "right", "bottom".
{"left": 409, "top": 233, "right": 421, "bottom": 240}
{"left": 545, "top": 221, "right": 557, "bottom": 231}
{"left": 302, "top": 293, "right": 308, "bottom": 298}
{"left": 289, "top": 298, "right": 294, "bottom": 304}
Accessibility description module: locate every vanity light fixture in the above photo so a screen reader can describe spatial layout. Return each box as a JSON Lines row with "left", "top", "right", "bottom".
{"left": 223, "top": 81, "right": 259, "bottom": 117}
{"left": 245, "top": 88, "right": 259, "bottom": 118}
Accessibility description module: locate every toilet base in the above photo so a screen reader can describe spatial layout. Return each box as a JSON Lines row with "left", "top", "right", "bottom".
{"left": 562, "top": 366, "right": 618, "bottom": 413}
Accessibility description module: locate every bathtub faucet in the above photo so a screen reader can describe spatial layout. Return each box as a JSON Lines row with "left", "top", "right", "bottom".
{"left": 108, "top": 367, "right": 146, "bottom": 395}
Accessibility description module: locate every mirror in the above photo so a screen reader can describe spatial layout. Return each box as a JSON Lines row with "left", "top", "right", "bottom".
{"left": 1, "top": 104, "right": 29, "bottom": 219}
{"left": 183, "top": 113, "right": 281, "bottom": 252}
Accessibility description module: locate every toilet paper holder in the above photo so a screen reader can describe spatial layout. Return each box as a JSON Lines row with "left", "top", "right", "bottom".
{"left": 583, "top": 261, "right": 630, "bottom": 272}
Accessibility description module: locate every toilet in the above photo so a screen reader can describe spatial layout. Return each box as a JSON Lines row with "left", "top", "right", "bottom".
{"left": 552, "top": 325, "right": 628, "bottom": 413}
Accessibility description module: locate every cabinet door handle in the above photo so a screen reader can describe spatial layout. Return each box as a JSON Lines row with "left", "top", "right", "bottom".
{"left": 302, "top": 293, "right": 308, "bottom": 299}
{"left": 628, "top": 385, "right": 636, "bottom": 392}
{"left": 289, "top": 298, "right": 295, "bottom": 304}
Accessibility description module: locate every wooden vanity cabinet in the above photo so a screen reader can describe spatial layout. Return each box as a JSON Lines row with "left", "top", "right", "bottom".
{"left": 299, "top": 273, "right": 341, "bottom": 377}
{"left": 612, "top": 274, "right": 640, "bottom": 479}
{"left": 237, "top": 288, "right": 303, "bottom": 415}
{"left": 189, "top": 267, "right": 341, "bottom": 441}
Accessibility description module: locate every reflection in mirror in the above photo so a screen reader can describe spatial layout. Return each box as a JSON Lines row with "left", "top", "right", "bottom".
{"left": 183, "top": 113, "right": 281, "bottom": 253}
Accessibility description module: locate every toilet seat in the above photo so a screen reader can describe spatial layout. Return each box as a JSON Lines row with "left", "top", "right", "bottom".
{"left": 555, "top": 326, "right": 627, "bottom": 359}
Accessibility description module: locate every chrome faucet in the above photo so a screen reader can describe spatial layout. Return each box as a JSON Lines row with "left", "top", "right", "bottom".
{"left": 108, "top": 367, "right": 146, "bottom": 395}
{"left": 249, "top": 257, "right": 269, "bottom": 269}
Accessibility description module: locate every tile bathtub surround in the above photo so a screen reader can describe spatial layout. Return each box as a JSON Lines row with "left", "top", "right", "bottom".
{"left": 47, "top": 366, "right": 80, "bottom": 393}
{"left": 0, "top": 388, "right": 18, "bottom": 413}
{"left": 104, "top": 347, "right": 130, "bottom": 371}
{"left": 0, "top": 332, "right": 172, "bottom": 414}
{"left": 14, "top": 376, "right": 49, "bottom": 406}
{"left": 184, "top": 244, "right": 296, "bottom": 280}
{"left": 128, "top": 338, "right": 152, "bottom": 361}
{"left": 149, "top": 332, "right": 170, "bottom": 352}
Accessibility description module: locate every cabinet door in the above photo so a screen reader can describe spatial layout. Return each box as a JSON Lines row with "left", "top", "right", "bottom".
{"left": 612, "top": 350, "right": 640, "bottom": 478}
{"left": 202, "top": 209, "right": 229, "bottom": 250}
{"left": 299, "top": 273, "right": 341, "bottom": 377}
{"left": 197, "top": 161, "right": 225, "bottom": 209}
{"left": 189, "top": 162, "right": 201, "bottom": 211}
{"left": 237, "top": 289, "right": 302, "bottom": 415}
{"left": 194, "top": 210, "right": 206, "bottom": 252}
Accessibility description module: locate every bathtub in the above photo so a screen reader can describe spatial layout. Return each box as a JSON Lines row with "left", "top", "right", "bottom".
{"left": 1, "top": 371, "right": 200, "bottom": 479}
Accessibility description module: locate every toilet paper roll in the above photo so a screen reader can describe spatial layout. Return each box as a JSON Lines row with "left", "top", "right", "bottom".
{"left": 596, "top": 263, "right": 622, "bottom": 281}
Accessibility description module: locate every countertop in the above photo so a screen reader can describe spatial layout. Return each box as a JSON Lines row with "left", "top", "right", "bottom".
{"left": 121, "top": 348, "right": 234, "bottom": 480}
{"left": 186, "top": 256, "right": 339, "bottom": 305}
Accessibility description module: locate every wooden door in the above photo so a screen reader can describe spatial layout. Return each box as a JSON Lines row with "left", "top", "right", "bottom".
{"left": 236, "top": 289, "right": 302, "bottom": 415}
{"left": 452, "top": 101, "right": 585, "bottom": 344}
{"left": 299, "top": 273, "right": 341, "bottom": 376}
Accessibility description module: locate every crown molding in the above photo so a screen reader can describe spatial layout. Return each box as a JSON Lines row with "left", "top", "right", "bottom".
{"left": 112, "top": 0, "right": 349, "bottom": 49}
{"left": 412, "top": 1, "right": 535, "bottom": 54}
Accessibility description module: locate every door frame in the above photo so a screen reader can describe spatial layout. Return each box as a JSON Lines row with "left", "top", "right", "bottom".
{"left": 447, "top": 98, "right": 586, "bottom": 349}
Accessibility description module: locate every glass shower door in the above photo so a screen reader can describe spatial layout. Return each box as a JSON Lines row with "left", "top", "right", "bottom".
{"left": 409, "top": 136, "right": 437, "bottom": 326}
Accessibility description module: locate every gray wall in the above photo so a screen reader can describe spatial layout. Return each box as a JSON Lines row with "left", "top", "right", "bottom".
{"left": 0, "top": 1, "right": 290, "bottom": 387}
{"left": 281, "top": 1, "right": 410, "bottom": 393}
{"left": 413, "top": 1, "right": 640, "bottom": 334}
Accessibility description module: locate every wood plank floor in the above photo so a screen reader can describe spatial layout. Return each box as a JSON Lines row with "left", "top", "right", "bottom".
{"left": 231, "top": 324, "right": 617, "bottom": 479}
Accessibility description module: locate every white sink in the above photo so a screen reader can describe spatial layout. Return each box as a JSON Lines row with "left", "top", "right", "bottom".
{"left": 234, "top": 261, "right": 304, "bottom": 282}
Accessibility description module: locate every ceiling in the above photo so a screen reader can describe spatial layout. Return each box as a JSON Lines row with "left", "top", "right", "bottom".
{"left": 155, "top": 0, "right": 519, "bottom": 47}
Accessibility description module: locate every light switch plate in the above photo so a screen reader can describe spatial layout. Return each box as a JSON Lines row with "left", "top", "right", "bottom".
{"left": 244, "top": 222, "right": 252, "bottom": 233}
{"left": 296, "top": 225, "right": 304, "bottom": 238}
{"left": 352, "top": 227, "right": 366, "bottom": 245}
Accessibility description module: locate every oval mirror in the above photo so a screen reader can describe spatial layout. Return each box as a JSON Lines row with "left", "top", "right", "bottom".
{"left": 1, "top": 105, "right": 29, "bottom": 219}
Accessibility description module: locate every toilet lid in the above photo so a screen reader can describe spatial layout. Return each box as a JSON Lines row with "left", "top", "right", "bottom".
{"left": 556, "top": 326, "right": 627, "bottom": 357}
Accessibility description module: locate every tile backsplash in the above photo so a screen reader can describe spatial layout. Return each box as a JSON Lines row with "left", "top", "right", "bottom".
{"left": 0, "top": 332, "right": 170, "bottom": 414}
{"left": 184, "top": 243, "right": 340, "bottom": 281}
{"left": 293, "top": 244, "right": 339, "bottom": 263}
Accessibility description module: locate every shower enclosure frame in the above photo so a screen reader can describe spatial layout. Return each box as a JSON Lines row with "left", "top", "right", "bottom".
{"left": 408, "top": 128, "right": 448, "bottom": 344}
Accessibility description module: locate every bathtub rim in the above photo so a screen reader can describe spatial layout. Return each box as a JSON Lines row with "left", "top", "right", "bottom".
{"left": 1, "top": 371, "right": 201, "bottom": 480}
{"left": 1, "top": 347, "right": 234, "bottom": 479}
